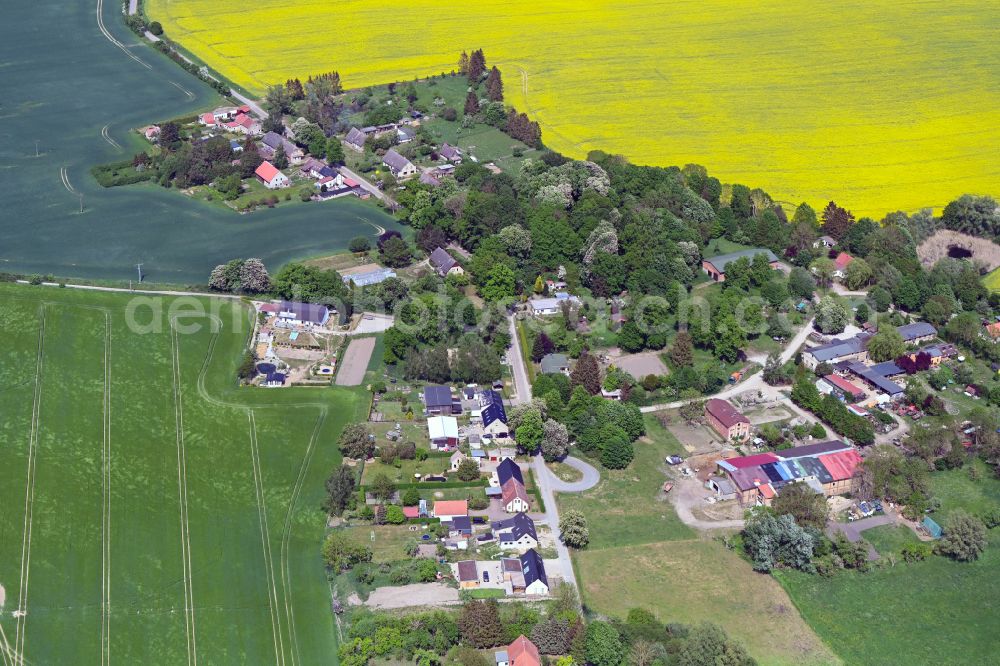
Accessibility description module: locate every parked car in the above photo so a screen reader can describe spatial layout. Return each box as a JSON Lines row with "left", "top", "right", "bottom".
{"left": 662, "top": 482, "right": 673, "bottom": 494}
{"left": 482, "top": 570, "right": 490, "bottom": 582}
{"left": 665, "top": 455, "right": 684, "bottom": 465}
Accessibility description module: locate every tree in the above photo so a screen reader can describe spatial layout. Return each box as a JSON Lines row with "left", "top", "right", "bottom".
{"left": 385, "top": 505, "right": 406, "bottom": 524}
{"left": 380, "top": 236, "right": 413, "bottom": 268}
{"left": 844, "top": 257, "right": 872, "bottom": 290}
{"left": 458, "top": 600, "right": 504, "bottom": 648}
{"left": 324, "top": 465, "right": 356, "bottom": 515}
{"left": 541, "top": 419, "right": 570, "bottom": 462}
{"left": 742, "top": 512, "right": 814, "bottom": 572}
{"left": 810, "top": 422, "right": 827, "bottom": 439}
{"left": 570, "top": 351, "right": 602, "bottom": 395}
{"left": 821, "top": 201, "right": 855, "bottom": 240}
{"left": 238, "top": 258, "right": 270, "bottom": 293}
{"left": 867, "top": 328, "right": 906, "bottom": 362}
{"left": 815, "top": 296, "right": 849, "bottom": 334}
{"left": 236, "top": 349, "right": 256, "bottom": 382}
{"left": 485, "top": 66, "right": 504, "bottom": 102}
{"left": 481, "top": 264, "right": 516, "bottom": 302}
{"left": 869, "top": 285, "right": 892, "bottom": 312}
{"left": 531, "top": 332, "right": 555, "bottom": 362}
{"left": 467, "top": 48, "right": 486, "bottom": 82}
{"left": 762, "top": 353, "right": 790, "bottom": 386}
{"left": 464, "top": 91, "right": 480, "bottom": 116}
{"left": 669, "top": 330, "right": 694, "bottom": 367}
{"left": 273, "top": 144, "right": 288, "bottom": 169}
{"left": 515, "top": 408, "right": 544, "bottom": 454}
{"left": 600, "top": 426, "right": 634, "bottom": 469}
{"left": 788, "top": 267, "right": 816, "bottom": 301}
{"left": 326, "top": 137, "right": 346, "bottom": 165}
{"left": 455, "top": 458, "right": 481, "bottom": 482}
{"left": 531, "top": 618, "right": 570, "bottom": 655}
{"left": 771, "top": 482, "right": 829, "bottom": 530}
{"left": 159, "top": 121, "right": 180, "bottom": 150}
{"left": 339, "top": 423, "right": 373, "bottom": 459}
{"left": 677, "top": 623, "right": 756, "bottom": 666}
{"left": 458, "top": 50, "right": 470, "bottom": 75}
{"left": 584, "top": 622, "right": 623, "bottom": 666}
{"left": 938, "top": 510, "right": 987, "bottom": 562}
{"left": 370, "top": 473, "right": 396, "bottom": 502}
{"left": 792, "top": 202, "right": 819, "bottom": 228}
{"left": 322, "top": 531, "right": 372, "bottom": 571}
{"left": 854, "top": 302, "right": 870, "bottom": 325}
{"left": 558, "top": 509, "right": 589, "bottom": 548}
{"left": 349, "top": 236, "right": 372, "bottom": 253}
{"left": 402, "top": 487, "right": 421, "bottom": 506}
{"left": 810, "top": 257, "right": 835, "bottom": 288}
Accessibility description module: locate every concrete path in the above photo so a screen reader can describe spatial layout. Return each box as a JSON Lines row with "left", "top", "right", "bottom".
{"left": 544, "top": 457, "right": 600, "bottom": 493}
{"left": 506, "top": 315, "right": 532, "bottom": 406}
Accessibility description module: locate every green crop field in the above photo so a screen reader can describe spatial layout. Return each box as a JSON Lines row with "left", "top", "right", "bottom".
{"left": 0, "top": 3, "right": 400, "bottom": 284}
{"left": 0, "top": 283, "right": 366, "bottom": 664}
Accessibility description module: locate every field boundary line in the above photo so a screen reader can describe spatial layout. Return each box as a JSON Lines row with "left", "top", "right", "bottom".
{"left": 95, "top": 0, "right": 151, "bottom": 70}
{"left": 14, "top": 306, "right": 45, "bottom": 662}
{"left": 170, "top": 325, "right": 197, "bottom": 666}
{"left": 101, "top": 312, "right": 112, "bottom": 666}
{"left": 247, "top": 411, "right": 286, "bottom": 666}
{"left": 169, "top": 81, "right": 195, "bottom": 101}
{"left": 278, "top": 412, "right": 326, "bottom": 666}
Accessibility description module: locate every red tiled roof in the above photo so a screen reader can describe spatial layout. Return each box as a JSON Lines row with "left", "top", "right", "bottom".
{"left": 259, "top": 303, "right": 279, "bottom": 313}
{"left": 986, "top": 322, "right": 1000, "bottom": 338}
{"left": 237, "top": 104, "right": 251, "bottom": 113}
{"left": 834, "top": 252, "right": 854, "bottom": 270}
{"left": 705, "top": 399, "right": 750, "bottom": 428}
{"left": 402, "top": 506, "right": 419, "bottom": 518}
{"left": 725, "top": 453, "right": 779, "bottom": 469}
{"left": 759, "top": 483, "right": 776, "bottom": 499}
{"left": 502, "top": 478, "right": 529, "bottom": 506}
{"left": 255, "top": 160, "right": 280, "bottom": 182}
{"left": 433, "top": 500, "right": 468, "bottom": 516}
{"left": 343, "top": 177, "right": 359, "bottom": 187}
{"left": 818, "top": 449, "right": 862, "bottom": 481}
{"left": 508, "top": 635, "right": 541, "bottom": 666}
{"left": 824, "top": 374, "right": 865, "bottom": 397}
{"left": 201, "top": 113, "right": 216, "bottom": 124}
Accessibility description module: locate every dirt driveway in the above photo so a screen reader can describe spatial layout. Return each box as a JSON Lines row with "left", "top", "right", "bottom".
{"left": 365, "top": 582, "right": 460, "bottom": 609}
{"left": 336, "top": 336, "right": 376, "bottom": 386}
{"left": 611, "top": 351, "right": 668, "bottom": 378}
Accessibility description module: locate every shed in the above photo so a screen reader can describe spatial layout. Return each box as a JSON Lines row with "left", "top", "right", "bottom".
{"left": 922, "top": 516, "right": 942, "bottom": 539}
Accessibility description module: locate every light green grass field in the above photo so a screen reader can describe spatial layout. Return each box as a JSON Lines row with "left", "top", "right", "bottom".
{"left": 0, "top": 283, "right": 366, "bottom": 663}
{"left": 147, "top": 0, "right": 1000, "bottom": 217}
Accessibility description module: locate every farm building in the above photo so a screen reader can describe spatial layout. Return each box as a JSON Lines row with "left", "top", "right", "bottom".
{"left": 896, "top": 322, "right": 937, "bottom": 344}
{"left": 429, "top": 247, "right": 463, "bottom": 277}
{"left": 261, "top": 131, "right": 304, "bottom": 164}
{"left": 424, "top": 385, "right": 459, "bottom": 415}
{"left": 342, "top": 267, "right": 396, "bottom": 287}
{"left": 701, "top": 248, "right": 779, "bottom": 282}
{"left": 382, "top": 149, "right": 417, "bottom": 177}
{"left": 427, "top": 415, "right": 460, "bottom": 450}
{"left": 344, "top": 127, "right": 366, "bottom": 151}
{"left": 254, "top": 161, "right": 289, "bottom": 189}
{"left": 276, "top": 301, "right": 330, "bottom": 326}
{"left": 539, "top": 353, "right": 569, "bottom": 375}
{"left": 819, "top": 374, "right": 866, "bottom": 401}
{"left": 704, "top": 399, "right": 751, "bottom": 441}
{"left": 456, "top": 560, "right": 479, "bottom": 589}
{"left": 802, "top": 335, "right": 870, "bottom": 370}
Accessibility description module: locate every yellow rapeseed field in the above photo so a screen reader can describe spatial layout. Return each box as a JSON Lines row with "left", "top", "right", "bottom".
{"left": 147, "top": 0, "right": 1000, "bottom": 217}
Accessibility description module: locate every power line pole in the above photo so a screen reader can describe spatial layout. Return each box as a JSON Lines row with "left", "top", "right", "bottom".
{"left": 35, "top": 140, "right": 40, "bottom": 158}
{"left": 78, "top": 193, "right": 84, "bottom": 213}
{"left": 136, "top": 263, "right": 143, "bottom": 283}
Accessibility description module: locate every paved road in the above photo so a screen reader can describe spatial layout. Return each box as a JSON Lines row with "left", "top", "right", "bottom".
{"left": 640, "top": 317, "right": 816, "bottom": 414}
{"left": 530, "top": 456, "right": 579, "bottom": 590}
{"left": 339, "top": 165, "right": 397, "bottom": 207}
{"left": 544, "top": 457, "right": 600, "bottom": 493}
{"left": 507, "top": 315, "right": 532, "bottom": 406}
{"left": 229, "top": 89, "right": 267, "bottom": 119}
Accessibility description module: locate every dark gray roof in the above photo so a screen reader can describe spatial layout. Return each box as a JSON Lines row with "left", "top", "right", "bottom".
{"left": 345, "top": 127, "right": 367, "bottom": 146}
{"left": 278, "top": 301, "right": 329, "bottom": 324}
{"left": 492, "top": 512, "right": 536, "bottom": 542}
{"left": 429, "top": 247, "right": 457, "bottom": 274}
{"left": 480, "top": 390, "right": 507, "bottom": 427}
{"left": 846, "top": 361, "right": 904, "bottom": 395}
{"left": 262, "top": 131, "right": 299, "bottom": 155}
{"left": 382, "top": 148, "right": 413, "bottom": 173}
{"left": 870, "top": 361, "right": 904, "bottom": 377}
{"left": 806, "top": 335, "right": 868, "bottom": 363}
{"left": 777, "top": 440, "right": 850, "bottom": 459}
{"left": 496, "top": 459, "right": 523, "bottom": 486}
{"left": 704, "top": 248, "right": 779, "bottom": 273}
{"left": 896, "top": 322, "right": 937, "bottom": 341}
{"left": 424, "top": 385, "right": 453, "bottom": 409}
{"left": 519, "top": 549, "right": 548, "bottom": 588}
{"left": 439, "top": 143, "right": 461, "bottom": 159}
{"left": 451, "top": 516, "right": 472, "bottom": 533}
{"left": 420, "top": 172, "right": 441, "bottom": 187}
{"left": 540, "top": 353, "right": 568, "bottom": 374}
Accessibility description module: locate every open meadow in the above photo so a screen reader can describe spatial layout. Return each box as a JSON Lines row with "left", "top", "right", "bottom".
{"left": 0, "top": 283, "right": 366, "bottom": 664}
{"left": 147, "top": 0, "right": 1000, "bottom": 217}
{"left": 0, "top": 2, "right": 400, "bottom": 283}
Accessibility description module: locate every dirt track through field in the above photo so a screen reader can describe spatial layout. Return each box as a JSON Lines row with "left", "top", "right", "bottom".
{"left": 335, "top": 337, "right": 375, "bottom": 386}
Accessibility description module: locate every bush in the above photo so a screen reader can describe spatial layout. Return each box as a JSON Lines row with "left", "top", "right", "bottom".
{"left": 148, "top": 21, "right": 163, "bottom": 35}
{"left": 468, "top": 495, "right": 489, "bottom": 511}
{"left": 901, "top": 542, "right": 932, "bottom": 562}
{"left": 938, "top": 510, "right": 988, "bottom": 562}
{"left": 442, "top": 107, "right": 458, "bottom": 121}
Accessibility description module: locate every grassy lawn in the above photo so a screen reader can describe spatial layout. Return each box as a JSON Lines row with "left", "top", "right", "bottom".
{"left": 775, "top": 466, "right": 1000, "bottom": 666}
{"left": 559, "top": 415, "right": 691, "bottom": 549}
{"left": 467, "top": 588, "right": 506, "bottom": 599}
{"left": 547, "top": 462, "right": 584, "bottom": 483}
{"left": 577, "top": 539, "right": 840, "bottom": 666}
{"left": 360, "top": 455, "right": 454, "bottom": 485}
{"left": 776, "top": 533, "right": 1000, "bottom": 666}
{"left": 931, "top": 458, "right": 1000, "bottom": 520}
{"left": 343, "top": 524, "right": 424, "bottom": 563}
{"left": 0, "top": 284, "right": 367, "bottom": 664}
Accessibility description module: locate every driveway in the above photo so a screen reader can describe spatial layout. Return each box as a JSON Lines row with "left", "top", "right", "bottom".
{"left": 668, "top": 477, "right": 745, "bottom": 530}
{"left": 339, "top": 165, "right": 397, "bottom": 206}
{"left": 544, "top": 457, "right": 600, "bottom": 493}
{"left": 826, "top": 512, "right": 897, "bottom": 561}
{"left": 365, "top": 582, "right": 459, "bottom": 609}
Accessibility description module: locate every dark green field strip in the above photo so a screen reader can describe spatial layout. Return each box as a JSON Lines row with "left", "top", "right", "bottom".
{"left": 20, "top": 304, "right": 106, "bottom": 664}
{"left": 107, "top": 314, "right": 189, "bottom": 663}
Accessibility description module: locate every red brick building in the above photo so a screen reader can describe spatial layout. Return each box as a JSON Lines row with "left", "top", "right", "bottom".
{"left": 704, "top": 398, "right": 751, "bottom": 441}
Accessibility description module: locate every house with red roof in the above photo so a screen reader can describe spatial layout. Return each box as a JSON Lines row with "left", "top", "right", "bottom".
{"left": 833, "top": 252, "right": 854, "bottom": 279}
{"left": 704, "top": 399, "right": 751, "bottom": 441}
{"left": 495, "top": 635, "right": 541, "bottom": 666}
{"left": 501, "top": 478, "right": 530, "bottom": 513}
{"left": 199, "top": 112, "right": 217, "bottom": 127}
{"left": 255, "top": 161, "right": 289, "bottom": 189}
{"left": 819, "top": 374, "right": 866, "bottom": 401}
{"left": 432, "top": 500, "right": 468, "bottom": 522}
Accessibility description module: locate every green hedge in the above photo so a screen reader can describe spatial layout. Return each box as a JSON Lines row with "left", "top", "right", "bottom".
{"left": 91, "top": 160, "right": 155, "bottom": 188}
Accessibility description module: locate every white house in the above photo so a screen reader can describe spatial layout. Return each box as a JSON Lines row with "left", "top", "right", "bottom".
{"left": 255, "top": 161, "right": 290, "bottom": 189}
{"left": 427, "top": 415, "right": 460, "bottom": 450}
{"left": 519, "top": 549, "right": 549, "bottom": 596}
{"left": 493, "top": 514, "right": 539, "bottom": 552}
